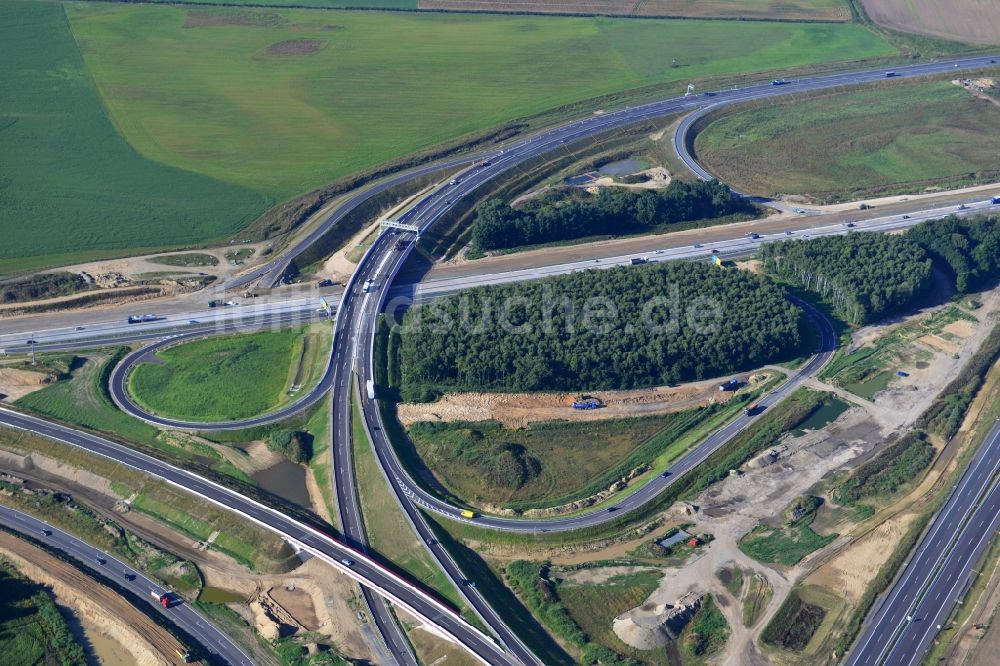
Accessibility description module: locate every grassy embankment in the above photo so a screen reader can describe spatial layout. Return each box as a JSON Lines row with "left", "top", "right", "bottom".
{"left": 0, "top": 427, "right": 297, "bottom": 573}
{"left": 431, "top": 388, "right": 831, "bottom": 552}
{"left": 0, "top": 476, "right": 201, "bottom": 595}
{"left": 0, "top": 557, "right": 87, "bottom": 666}
{"left": 695, "top": 78, "right": 1000, "bottom": 203}
{"left": 127, "top": 325, "right": 330, "bottom": 422}
{"left": 15, "top": 351, "right": 250, "bottom": 482}
{"left": 742, "top": 572, "right": 773, "bottom": 627}
{"left": 0, "top": 0, "right": 268, "bottom": 276}
{"left": 350, "top": 393, "right": 465, "bottom": 610}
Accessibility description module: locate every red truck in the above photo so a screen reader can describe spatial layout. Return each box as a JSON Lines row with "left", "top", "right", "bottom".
{"left": 150, "top": 590, "right": 170, "bottom": 608}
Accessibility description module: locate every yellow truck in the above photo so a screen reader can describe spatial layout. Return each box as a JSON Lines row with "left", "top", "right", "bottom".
{"left": 460, "top": 510, "right": 476, "bottom": 519}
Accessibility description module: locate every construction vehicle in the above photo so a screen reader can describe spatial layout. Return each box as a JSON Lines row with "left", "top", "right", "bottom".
{"left": 572, "top": 397, "right": 603, "bottom": 410}
{"left": 175, "top": 648, "right": 194, "bottom": 663}
{"left": 718, "top": 378, "right": 740, "bottom": 392}
{"left": 460, "top": 510, "right": 476, "bottom": 519}
{"left": 151, "top": 590, "right": 171, "bottom": 608}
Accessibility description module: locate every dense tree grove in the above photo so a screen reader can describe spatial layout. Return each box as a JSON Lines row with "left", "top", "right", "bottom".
{"left": 906, "top": 215, "right": 1000, "bottom": 292}
{"left": 471, "top": 179, "right": 752, "bottom": 251}
{"left": 759, "top": 233, "right": 933, "bottom": 325}
{"left": 398, "top": 262, "right": 803, "bottom": 393}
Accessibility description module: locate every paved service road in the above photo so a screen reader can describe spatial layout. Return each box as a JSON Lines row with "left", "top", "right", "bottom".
{"left": 846, "top": 422, "right": 1000, "bottom": 666}
{"left": 0, "top": 503, "right": 253, "bottom": 666}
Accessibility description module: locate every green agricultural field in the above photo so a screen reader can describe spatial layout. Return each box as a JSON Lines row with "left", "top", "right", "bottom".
{"left": 0, "top": 0, "right": 269, "bottom": 276}
{"left": 67, "top": 3, "right": 895, "bottom": 202}
{"left": 695, "top": 79, "right": 1000, "bottom": 202}
{"left": 128, "top": 325, "right": 330, "bottom": 421}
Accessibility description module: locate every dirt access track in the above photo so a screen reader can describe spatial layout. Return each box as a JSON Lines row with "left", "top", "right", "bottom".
{"left": 0, "top": 531, "right": 182, "bottom": 665}
{"left": 397, "top": 371, "right": 767, "bottom": 428}
{"left": 861, "top": 0, "right": 1000, "bottom": 45}
{"left": 419, "top": 0, "right": 849, "bottom": 21}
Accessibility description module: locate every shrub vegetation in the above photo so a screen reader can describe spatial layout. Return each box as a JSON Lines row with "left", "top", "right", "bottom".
{"left": 834, "top": 431, "right": 935, "bottom": 502}
{"left": 0, "top": 558, "right": 87, "bottom": 666}
{"left": 760, "top": 591, "right": 826, "bottom": 651}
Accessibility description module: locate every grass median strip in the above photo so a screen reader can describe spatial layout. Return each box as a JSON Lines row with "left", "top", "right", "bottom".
{"left": 350, "top": 392, "right": 463, "bottom": 609}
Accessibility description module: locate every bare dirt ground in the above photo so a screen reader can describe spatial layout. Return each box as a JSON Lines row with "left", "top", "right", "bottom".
{"left": 0, "top": 531, "right": 178, "bottom": 665}
{"left": 955, "top": 78, "right": 1000, "bottom": 109}
{"left": 846, "top": 288, "right": 1000, "bottom": 435}
{"left": 397, "top": 372, "right": 767, "bottom": 428}
{"left": 200, "top": 559, "right": 374, "bottom": 660}
{"left": 861, "top": 0, "right": 1000, "bottom": 45}
{"left": 418, "top": 0, "right": 849, "bottom": 21}
{"left": 0, "top": 367, "right": 55, "bottom": 401}
{"left": 603, "top": 286, "right": 1000, "bottom": 661}
{"left": 583, "top": 166, "right": 672, "bottom": 192}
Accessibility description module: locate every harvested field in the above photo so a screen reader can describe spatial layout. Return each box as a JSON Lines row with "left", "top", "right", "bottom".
{"left": 860, "top": 0, "right": 1000, "bottom": 45}
{"left": 419, "top": 0, "right": 850, "bottom": 21}
{"left": 183, "top": 9, "right": 288, "bottom": 28}
{"left": 396, "top": 372, "right": 766, "bottom": 428}
{"left": 266, "top": 39, "right": 327, "bottom": 55}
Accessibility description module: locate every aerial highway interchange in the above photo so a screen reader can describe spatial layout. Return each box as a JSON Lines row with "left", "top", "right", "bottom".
{"left": 2, "top": 33, "right": 1000, "bottom": 666}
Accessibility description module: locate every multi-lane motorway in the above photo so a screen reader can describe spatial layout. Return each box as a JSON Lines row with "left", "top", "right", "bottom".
{"left": 0, "top": 503, "right": 253, "bottom": 665}
{"left": 847, "top": 422, "right": 1000, "bottom": 666}
{"left": 0, "top": 407, "right": 515, "bottom": 666}
{"left": 2, "top": 54, "right": 1000, "bottom": 664}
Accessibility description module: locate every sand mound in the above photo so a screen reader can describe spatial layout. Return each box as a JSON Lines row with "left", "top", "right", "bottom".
{"left": 613, "top": 596, "right": 701, "bottom": 649}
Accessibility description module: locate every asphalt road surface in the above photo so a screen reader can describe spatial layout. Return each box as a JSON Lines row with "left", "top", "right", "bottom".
{"left": 3, "top": 54, "right": 999, "bottom": 665}
{"left": 846, "top": 422, "right": 1000, "bottom": 666}
{"left": 0, "top": 408, "right": 516, "bottom": 666}
{"left": 0, "top": 503, "right": 253, "bottom": 666}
